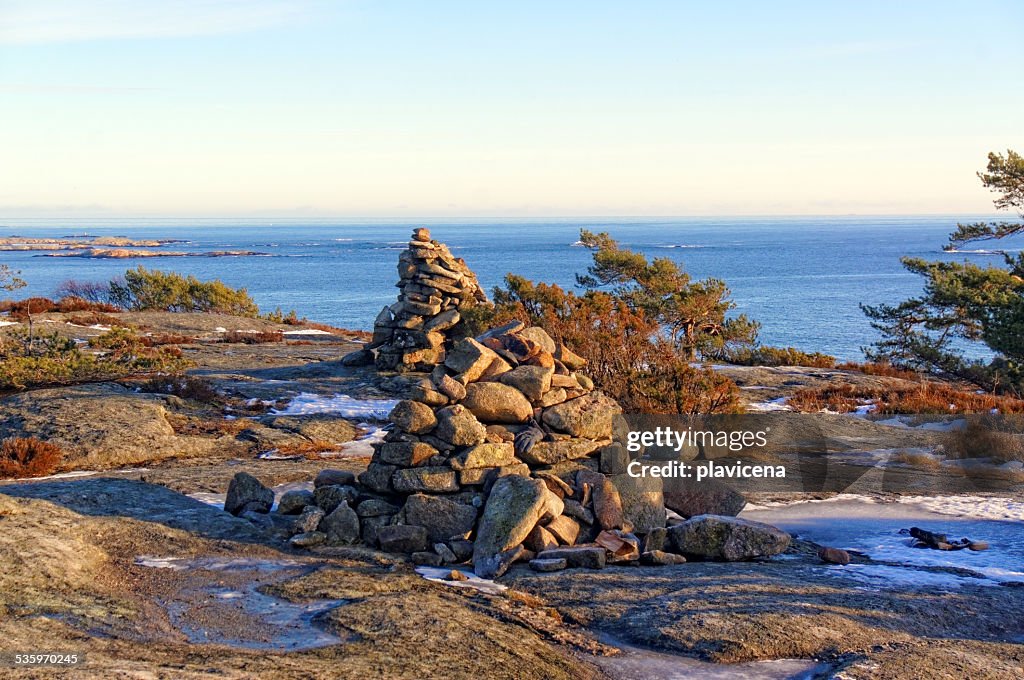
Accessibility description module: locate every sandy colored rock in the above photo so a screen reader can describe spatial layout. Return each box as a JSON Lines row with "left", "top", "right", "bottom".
{"left": 445, "top": 338, "right": 501, "bottom": 383}
{"left": 449, "top": 442, "right": 517, "bottom": 470}
{"left": 389, "top": 399, "right": 438, "bottom": 434}
{"left": 500, "top": 365, "right": 554, "bottom": 402}
{"left": 434, "top": 404, "right": 488, "bottom": 446}
{"left": 542, "top": 392, "right": 621, "bottom": 439}
{"left": 392, "top": 467, "right": 459, "bottom": 493}
{"left": 462, "top": 382, "right": 533, "bottom": 423}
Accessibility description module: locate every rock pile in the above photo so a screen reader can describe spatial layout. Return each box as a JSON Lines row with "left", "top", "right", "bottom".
{"left": 368, "top": 228, "right": 489, "bottom": 372}
{"left": 225, "top": 229, "right": 792, "bottom": 578}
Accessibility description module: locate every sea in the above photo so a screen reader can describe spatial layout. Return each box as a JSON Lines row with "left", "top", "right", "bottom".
{"left": 2, "top": 215, "right": 1021, "bottom": 362}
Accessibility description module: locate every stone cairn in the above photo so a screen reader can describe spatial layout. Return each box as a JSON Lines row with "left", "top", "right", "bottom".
{"left": 369, "top": 227, "right": 488, "bottom": 372}
{"left": 226, "top": 230, "right": 792, "bottom": 577}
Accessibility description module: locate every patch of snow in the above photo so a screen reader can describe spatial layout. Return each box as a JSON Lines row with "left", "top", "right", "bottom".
{"left": 214, "top": 326, "right": 227, "bottom": 333}
{"left": 316, "top": 425, "right": 387, "bottom": 459}
{"left": 416, "top": 566, "right": 506, "bottom": 594}
{"left": 88, "top": 324, "right": 111, "bottom": 331}
{"left": 0, "top": 320, "right": 19, "bottom": 327}
{"left": 271, "top": 393, "right": 397, "bottom": 420}
{"left": 743, "top": 495, "right": 1024, "bottom": 587}
{"left": 188, "top": 492, "right": 226, "bottom": 507}
{"left": 746, "top": 397, "right": 792, "bottom": 412}
{"left": 282, "top": 328, "right": 335, "bottom": 336}
{"left": 830, "top": 563, "right": 988, "bottom": 591}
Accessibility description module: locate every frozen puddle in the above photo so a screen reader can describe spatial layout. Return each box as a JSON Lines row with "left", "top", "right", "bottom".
{"left": 136, "top": 556, "right": 345, "bottom": 651}
{"left": 742, "top": 495, "right": 1024, "bottom": 589}
{"left": 271, "top": 393, "right": 398, "bottom": 419}
{"left": 592, "top": 635, "right": 830, "bottom": 680}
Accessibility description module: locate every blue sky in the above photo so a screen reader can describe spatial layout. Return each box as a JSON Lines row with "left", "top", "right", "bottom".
{"left": 1, "top": 0, "right": 1022, "bottom": 217}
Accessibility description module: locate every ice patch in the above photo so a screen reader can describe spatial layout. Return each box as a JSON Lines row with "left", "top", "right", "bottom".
{"left": 272, "top": 393, "right": 397, "bottom": 420}
{"left": 416, "top": 566, "right": 506, "bottom": 595}
{"left": 314, "top": 425, "right": 386, "bottom": 459}
{"left": 829, "top": 563, "right": 987, "bottom": 590}
{"left": 746, "top": 397, "right": 792, "bottom": 412}
{"left": 282, "top": 329, "right": 335, "bottom": 336}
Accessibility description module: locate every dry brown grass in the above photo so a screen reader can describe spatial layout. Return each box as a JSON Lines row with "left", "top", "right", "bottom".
{"left": 0, "top": 438, "right": 64, "bottom": 478}
{"left": 275, "top": 440, "right": 344, "bottom": 458}
{"left": 221, "top": 329, "right": 283, "bottom": 344}
{"left": 837, "top": 361, "right": 921, "bottom": 381}
{"left": 943, "top": 419, "right": 1024, "bottom": 463}
{"left": 0, "top": 296, "right": 120, "bottom": 320}
{"left": 164, "top": 412, "right": 251, "bottom": 438}
{"left": 65, "top": 311, "right": 126, "bottom": 328}
{"left": 892, "top": 450, "right": 942, "bottom": 470}
{"left": 788, "top": 381, "right": 1024, "bottom": 415}
{"left": 144, "top": 333, "right": 199, "bottom": 346}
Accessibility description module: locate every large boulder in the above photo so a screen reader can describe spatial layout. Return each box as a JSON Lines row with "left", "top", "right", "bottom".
{"left": 668, "top": 515, "right": 790, "bottom": 561}
{"left": 542, "top": 392, "right": 621, "bottom": 439}
{"left": 224, "top": 472, "right": 274, "bottom": 515}
{"left": 662, "top": 477, "right": 746, "bottom": 518}
{"left": 473, "top": 475, "right": 548, "bottom": 578}
{"left": 403, "top": 494, "right": 478, "bottom": 543}
{"left": 449, "top": 442, "right": 517, "bottom": 470}
{"left": 462, "top": 383, "right": 532, "bottom": 423}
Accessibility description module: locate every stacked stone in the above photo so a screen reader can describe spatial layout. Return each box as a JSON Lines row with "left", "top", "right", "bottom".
{"left": 226, "top": 230, "right": 792, "bottom": 577}
{"left": 356, "top": 318, "right": 660, "bottom": 576}
{"left": 369, "top": 228, "right": 489, "bottom": 372}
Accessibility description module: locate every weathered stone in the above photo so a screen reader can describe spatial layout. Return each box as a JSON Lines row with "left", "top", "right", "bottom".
{"left": 423, "top": 308, "right": 461, "bottom": 332}
{"left": 407, "top": 380, "right": 449, "bottom": 406}
{"left": 463, "top": 381, "right": 530, "bottom": 424}
{"left": 524, "top": 525, "right": 559, "bottom": 553}
{"left": 578, "top": 470, "right": 624, "bottom": 530}
{"left": 289, "top": 531, "right": 326, "bottom": 548}
{"left": 445, "top": 338, "right": 500, "bottom": 383}
{"left": 597, "top": 530, "right": 641, "bottom": 563}
{"left": 434, "top": 404, "right": 487, "bottom": 446}
{"left": 403, "top": 493, "right": 478, "bottom": 543}
{"left": 641, "top": 550, "right": 687, "bottom": 566}
{"left": 534, "top": 472, "right": 574, "bottom": 498}
{"left": 562, "top": 499, "right": 595, "bottom": 525}
{"left": 536, "top": 547, "right": 606, "bottom": 569}
{"left": 392, "top": 466, "right": 459, "bottom": 493}
{"left": 545, "top": 515, "right": 580, "bottom": 545}
{"left": 315, "top": 469, "right": 356, "bottom": 488}
{"left": 388, "top": 400, "right": 437, "bottom": 434}
{"left": 434, "top": 542, "right": 458, "bottom": 564}
{"left": 411, "top": 227, "right": 431, "bottom": 241}
{"left": 530, "top": 558, "right": 567, "bottom": 572}
{"left": 224, "top": 472, "right": 273, "bottom": 515}
{"left": 291, "top": 505, "right": 325, "bottom": 535}
{"left": 517, "top": 438, "right": 606, "bottom": 466}
{"left": 474, "top": 544, "right": 527, "bottom": 579}
{"left": 458, "top": 462, "right": 529, "bottom": 486}
{"left": 476, "top": 321, "right": 525, "bottom": 343}
{"left": 668, "top": 515, "right": 791, "bottom": 561}
{"left": 539, "top": 388, "right": 568, "bottom": 407}
{"left": 611, "top": 471, "right": 665, "bottom": 534}
{"left": 378, "top": 441, "right": 438, "bottom": 467}
{"left": 554, "top": 343, "right": 587, "bottom": 370}
{"left": 434, "top": 372, "right": 467, "bottom": 401}
{"left": 377, "top": 524, "right": 429, "bottom": 553}
{"left": 360, "top": 515, "right": 394, "bottom": 547}
{"left": 356, "top": 498, "right": 401, "bottom": 518}
{"left": 358, "top": 462, "right": 397, "bottom": 493}
{"left": 478, "top": 355, "right": 513, "bottom": 380}
{"left": 542, "top": 392, "right": 621, "bottom": 439}
{"left": 340, "top": 348, "right": 375, "bottom": 367}
{"left": 539, "top": 487, "right": 564, "bottom": 523}
{"left": 412, "top": 551, "right": 443, "bottom": 566}
{"left": 818, "top": 546, "right": 851, "bottom": 565}
{"left": 518, "top": 326, "right": 556, "bottom": 354}
{"left": 277, "top": 489, "right": 314, "bottom": 515}
{"left": 599, "top": 443, "right": 629, "bottom": 475}
{"left": 551, "top": 374, "right": 580, "bottom": 389}
{"left": 642, "top": 527, "right": 667, "bottom": 553}
{"left": 662, "top": 478, "right": 747, "bottom": 518}
{"left": 449, "top": 442, "right": 517, "bottom": 470}
{"left": 473, "top": 475, "right": 548, "bottom": 577}
{"left": 313, "top": 484, "right": 359, "bottom": 514}
{"left": 319, "top": 502, "right": 361, "bottom": 545}
{"left": 499, "top": 365, "right": 554, "bottom": 402}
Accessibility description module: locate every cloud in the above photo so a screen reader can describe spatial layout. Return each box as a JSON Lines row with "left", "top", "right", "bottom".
{"left": 0, "top": 0, "right": 313, "bottom": 44}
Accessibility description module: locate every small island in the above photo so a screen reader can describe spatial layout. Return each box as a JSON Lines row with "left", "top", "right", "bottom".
{"left": 0, "top": 236, "right": 267, "bottom": 258}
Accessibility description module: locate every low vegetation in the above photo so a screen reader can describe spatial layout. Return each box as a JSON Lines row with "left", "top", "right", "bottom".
{"left": 221, "top": 329, "right": 283, "bottom": 344}
{"left": 943, "top": 418, "right": 1024, "bottom": 463}
{"left": 0, "top": 437, "right": 63, "bottom": 478}
{"left": 0, "top": 327, "right": 190, "bottom": 391}
{"left": 109, "top": 266, "right": 260, "bottom": 316}
{"left": 864, "top": 149, "right": 1024, "bottom": 396}
{"left": 466, "top": 230, "right": 749, "bottom": 414}
{"left": 715, "top": 345, "right": 836, "bottom": 368}
{"left": 787, "top": 381, "right": 1024, "bottom": 415}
